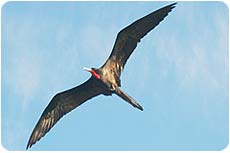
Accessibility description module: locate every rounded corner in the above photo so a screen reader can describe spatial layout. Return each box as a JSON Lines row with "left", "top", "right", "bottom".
{"left": 1, "top": 1, "right": 13, "bottom": 11}
{"left": 218, "top": 138, "right": 229, "bottom": 151}
{"left": 0, "top": 141, "right": 10, "bottom": 152}
{"left": 217, "top": 0, "right": 230, "bottom": 12}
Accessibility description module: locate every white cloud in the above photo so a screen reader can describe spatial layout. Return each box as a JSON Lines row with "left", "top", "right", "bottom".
{"left": 77, "top": 23, "right": 119, "bottom": 69}
{"left": 3, "top": 16, "right": 44, "bottom": 111}
{"left": 152, "top": 4, "right": 228, "bottom": 92}
{"left": 4, "top": 52, "right": 42, "bottom": 111}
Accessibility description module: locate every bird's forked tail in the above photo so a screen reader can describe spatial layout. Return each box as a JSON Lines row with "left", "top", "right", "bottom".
{"left": 115, "top": 88, "right": 143, "bottom": 111}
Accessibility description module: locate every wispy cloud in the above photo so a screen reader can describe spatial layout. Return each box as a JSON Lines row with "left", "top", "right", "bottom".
{"left": 152, "top": 3, "right": 228, "bottom": 92}
{"left": 5, "top": 55, "right": 41, "bottom": 111}
{"left": 3, "top": 21, "right": 43, "bottom": 112}
{"left": 78, "top": 24, "right": 117, "bottom": 67}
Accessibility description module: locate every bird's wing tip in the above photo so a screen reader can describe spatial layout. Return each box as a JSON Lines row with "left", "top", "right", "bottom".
{"left": 139, "top": 106, "right": 144, "bottom": 111}
{"left": 169, "top": 2, "right": 177, "bottom": 8}
{"left": 166, "top": 2, "right": 177, "bottom": 8}
{"left": 26, "top": 141, "right": 33, "bottom": 150}
{"left": 26, "top": 144, "right": 30, "bottom": 150}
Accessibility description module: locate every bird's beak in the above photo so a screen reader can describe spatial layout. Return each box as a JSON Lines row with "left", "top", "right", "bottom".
{"left": 83, "top": 67, "right": 93, "bottom": 73}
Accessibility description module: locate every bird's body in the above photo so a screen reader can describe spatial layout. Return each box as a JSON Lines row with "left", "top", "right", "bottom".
{"left": 27, "top": 2, "right": 177, "bottom": 149}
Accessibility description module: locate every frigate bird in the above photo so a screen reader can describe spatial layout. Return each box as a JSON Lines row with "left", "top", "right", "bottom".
{"left": 26, "top": 2, "right": 177, "bottom": 149}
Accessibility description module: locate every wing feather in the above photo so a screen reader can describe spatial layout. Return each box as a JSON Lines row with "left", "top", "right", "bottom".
{"left": 102, "top": 3, "right": 177, "bottom": 77}
{"left": 26, "top": 77, "right": 101, "bottom": 149}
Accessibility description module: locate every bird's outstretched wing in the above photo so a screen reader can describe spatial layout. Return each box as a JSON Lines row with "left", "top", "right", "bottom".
{"left": 101, "top": 3, "right": 177, "bottom": 78}
{"left": 26, "top": 77, "right": 101, "bottom": 149}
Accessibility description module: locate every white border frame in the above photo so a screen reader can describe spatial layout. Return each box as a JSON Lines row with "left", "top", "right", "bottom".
{"left": 0, "top": 0, "right": 229, "bottom": 152}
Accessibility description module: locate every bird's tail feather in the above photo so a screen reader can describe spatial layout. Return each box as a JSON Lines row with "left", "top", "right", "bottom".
{"left": 115, "top": 88, "right": 143, "bottom": 111}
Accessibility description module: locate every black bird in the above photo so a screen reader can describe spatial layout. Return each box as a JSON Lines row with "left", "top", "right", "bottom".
{"left": 27, "top": 2, "right": 177, "bottom": 149}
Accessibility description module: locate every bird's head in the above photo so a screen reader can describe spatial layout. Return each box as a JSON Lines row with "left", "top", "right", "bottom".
{"left": 83, "top": 67, "right": 101, "bottom": 79}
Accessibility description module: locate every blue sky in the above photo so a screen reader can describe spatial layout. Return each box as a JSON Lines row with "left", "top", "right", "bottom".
{"left": 1, "top": 1, "right": 229, "bottom": 151}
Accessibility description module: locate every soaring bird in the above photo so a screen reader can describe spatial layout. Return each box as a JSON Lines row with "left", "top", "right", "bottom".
{"left": 26, "top": 2, "right": 177, "bottom": 149}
